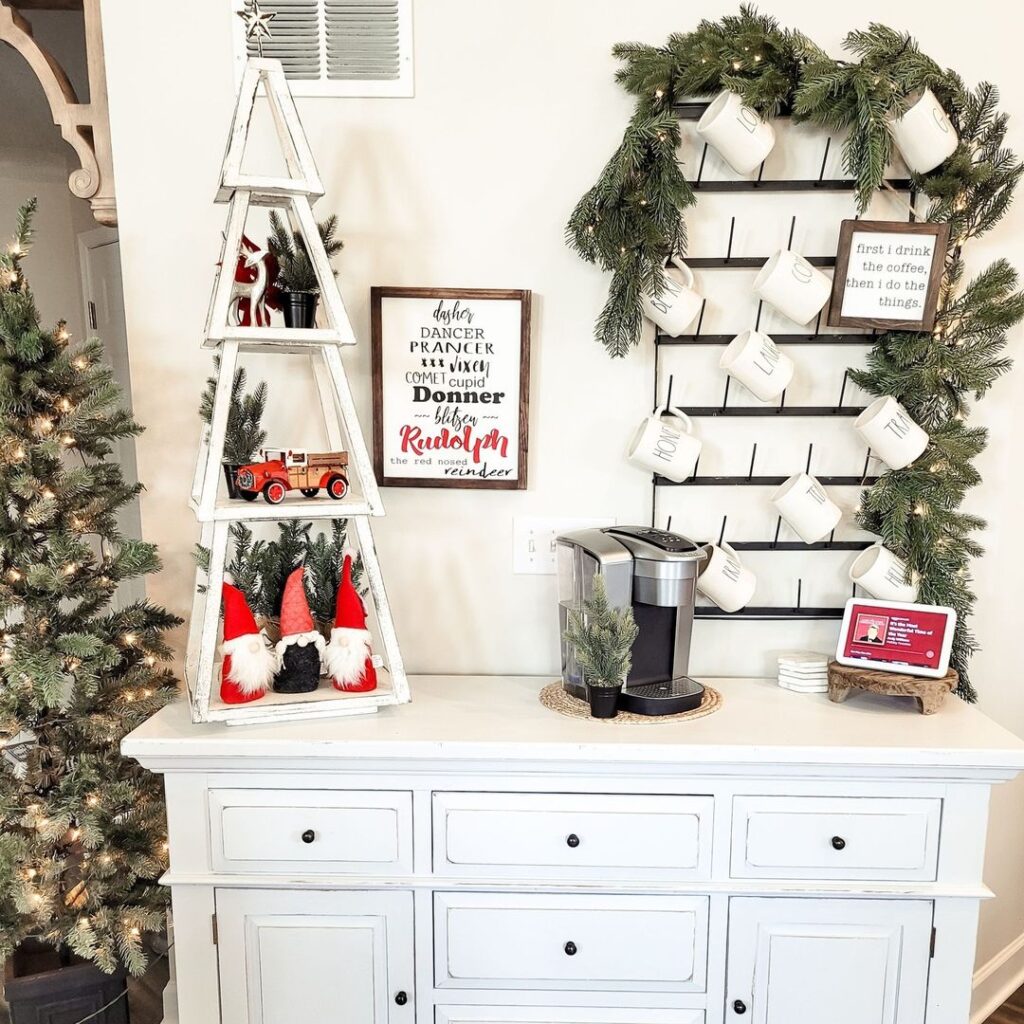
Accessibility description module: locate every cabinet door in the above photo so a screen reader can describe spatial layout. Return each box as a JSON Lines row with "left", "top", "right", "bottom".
{"left": 726, "top": 898, "right": 932, "bottom": 1024}
{"left": 216, "top": 889, "right": 415, "bottom": 1024}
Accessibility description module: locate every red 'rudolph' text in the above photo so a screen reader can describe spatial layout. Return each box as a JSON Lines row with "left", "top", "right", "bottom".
{"left": 399, "top": 424, "right": 509, "bottom": 464}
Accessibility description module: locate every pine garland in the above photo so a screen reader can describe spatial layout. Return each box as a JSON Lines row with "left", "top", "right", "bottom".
{"left": 567, "top": 11, "right": 1024, "bottom": 700}
{"left": 0, "top": 200, "right": 182, "bottom": 974}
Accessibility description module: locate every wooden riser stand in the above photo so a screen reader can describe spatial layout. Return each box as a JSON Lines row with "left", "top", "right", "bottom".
{"left": 184, "top": 57, "right": 409, "bottom": 726}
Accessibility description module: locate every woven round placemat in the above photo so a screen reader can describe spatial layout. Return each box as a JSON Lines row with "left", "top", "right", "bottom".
{"left": 539, "top": 681, "right": 722, "bottom": 724}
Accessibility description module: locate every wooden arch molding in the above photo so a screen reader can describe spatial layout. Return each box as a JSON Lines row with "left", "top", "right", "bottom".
{"left": 0, "top": 0, "right": 116, "bottom": 226}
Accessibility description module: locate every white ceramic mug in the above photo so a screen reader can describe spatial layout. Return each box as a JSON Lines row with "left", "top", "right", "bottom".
{"left": 754, "top": 250, "right": 832, "bottom": 326}
{"left": 890, "top": 88, "right": 958, "bottom": 174}
{"left": 640, "top": 257, "right": 703, "bottom": 336}
{"left": 720, "top": 330, "right": 795, "bottom": 402}
{"left": 854, "top": 396, "right": 929, "bottom": 470}
{"left": 697, "top": 542, "right": 757, "bottom": 613}
{"left": 849, "top": 543, "right": 919, "bottom": 603}
{"left": 626, "top": 407, "right": 702, "bottom": 483}
{"left": 697, "top": 90, "right": 776, "bottom": 175}
{"left": 772, "top": 472, "right": 843, "bottom": 544}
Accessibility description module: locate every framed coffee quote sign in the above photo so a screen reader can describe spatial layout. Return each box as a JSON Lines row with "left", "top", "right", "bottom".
{"left": 828, "top": 219, "right": 950, "bottom": 331}
{"left": 371, "top": 287, "right": 531, "bottom": 489}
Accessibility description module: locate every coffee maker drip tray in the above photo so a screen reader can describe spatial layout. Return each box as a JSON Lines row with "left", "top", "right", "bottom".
{"left": 619, "top": 676, "right": 706, "bottom": 716}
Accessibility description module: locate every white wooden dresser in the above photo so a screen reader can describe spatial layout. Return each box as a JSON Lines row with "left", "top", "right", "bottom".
{"left": 122, "top": 675, "right": 1024, "bottom": 1024}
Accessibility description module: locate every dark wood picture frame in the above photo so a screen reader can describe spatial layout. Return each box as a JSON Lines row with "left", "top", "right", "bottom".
{"left": 371, "top": 286, "right": 531, "bottom": 490}
{"left": 828, "top": 219, "right": 950, "bottom": 331}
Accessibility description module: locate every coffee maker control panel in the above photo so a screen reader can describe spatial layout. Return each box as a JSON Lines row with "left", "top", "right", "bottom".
{"left": 608, "top": 526, "right": 704, "bottom": 554}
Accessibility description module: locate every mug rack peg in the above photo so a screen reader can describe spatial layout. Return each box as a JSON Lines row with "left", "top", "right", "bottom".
{"left": 748, "top": 443, "right": 758, "bottom": 479}
{"left": 778, "top": 388, "right": 788, "bottom": 412}
{"left": 813, "top": 310, "right": 823, "bottom": 337}
{"left": 817, "top": 137, "right": 832, "bottom": 183}
{"left": 837, "top": 369, "right": 849, "bottom": 411}
{"left": 718, "top": 515, "right": 728, "bottom": 546}
{"left": 665, "top": 515, "right": 674, "bottom": 532}
{"left": 787, "top": 214, "right": 797, "bottom": 251}
{"left": 754, "top": 299, "right": 764, "bottom": 332}
{"left": 772, "top": 516, "right": 783, "bottom": 549}
{"left": 861, "top": 450, "right": 872, "bottom": 481}
{"left": 697, "top": 142, "right": 709, "bottom": 183}
{"left": 721, "top": 375, "right": 732, "bottom": 411}
{"left": 756, "top": 160, "right": 766, "bottom": 185}
{"left": 827, "top": 528, "right": 836, "bottom": 549}
{"left": 662, "top": 373, "right": 675, "bottom": 412}
{"left": 805, "top": 443, "right": 814, "bottom": 475}
{"left": 796, "top": 577, "right": 803, "bottom": 611}
{"left": 725, "top": 217, "right": 736, "bottom": 263}
{"left": 694, "top": 298, "right": 707, "bottom": 337}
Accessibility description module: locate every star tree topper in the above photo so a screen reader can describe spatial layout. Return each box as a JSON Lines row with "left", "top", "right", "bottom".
{"left": 238, "top": 0, "right": 277, "bottom": 58}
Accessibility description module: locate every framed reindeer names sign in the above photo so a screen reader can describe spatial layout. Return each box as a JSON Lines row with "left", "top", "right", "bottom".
{"left": 829, "top": 220, "right": 950, "bottom": 331}
{"left": 371, "top": 287, "right": 532, "bottom": 489}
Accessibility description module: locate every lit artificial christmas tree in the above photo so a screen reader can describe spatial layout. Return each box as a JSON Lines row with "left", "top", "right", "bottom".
{"left": 0, "top": 199, "right": 180, "bottom": 975}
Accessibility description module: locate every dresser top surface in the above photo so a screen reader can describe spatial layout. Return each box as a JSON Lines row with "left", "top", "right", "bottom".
{"left": 123, "top": 676, "right": 1024, "bottom": 777}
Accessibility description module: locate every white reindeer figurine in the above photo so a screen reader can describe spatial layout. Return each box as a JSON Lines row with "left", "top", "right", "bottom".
{"left": 228, "top": 246, "right": 272, "bottom": 326}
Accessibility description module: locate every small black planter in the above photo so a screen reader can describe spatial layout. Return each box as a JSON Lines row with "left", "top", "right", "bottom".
{"left": 3, "top": 940, "right": 129, "bottom": 1024}
{"left": 222, "top": 461, "right": 243, "bottom": 500}
{"left": 586, "top": 682, "right": 622, "bottom": 719}
{"left": 282, "top": 291, "right": 319, "bottom": 329}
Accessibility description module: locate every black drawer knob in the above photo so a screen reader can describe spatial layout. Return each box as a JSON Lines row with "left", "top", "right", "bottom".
{"left": 733, "top": 1000, "right": 747, "bottom": 1015}
{"left": 301, "top": 829, "right": 316, "bottom": 844}
{"left": 831, "top": 835, "right": 846, "bottom": 851}
{"left": 564, "top": 941, "right": 578, "bottom": 956}
{"left": 566, "top": 834, "right": 580, "bottom": 848}
{"left": 394, "top": 992, "right": 408, "bottom": 1006}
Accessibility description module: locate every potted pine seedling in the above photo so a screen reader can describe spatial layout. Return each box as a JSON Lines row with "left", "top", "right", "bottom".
{"left": 562, "top": 576, "right": 638, "bottom": 719}
{"left": 198, "top": 359, "right": 268, "bottom": 499}
{"left": 267, "top": 210, "right": 343, "bottom": 329}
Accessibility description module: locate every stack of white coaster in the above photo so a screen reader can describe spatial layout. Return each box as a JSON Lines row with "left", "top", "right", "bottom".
{"left": 778, "top": 651, "right": 829, "bottom": 693}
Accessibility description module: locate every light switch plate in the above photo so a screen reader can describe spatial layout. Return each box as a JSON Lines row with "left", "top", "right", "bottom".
{"left": 513, "top": 517, "right": 616, "bottom": 575}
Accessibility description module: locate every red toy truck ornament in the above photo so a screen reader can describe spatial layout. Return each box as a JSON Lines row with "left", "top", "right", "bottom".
{"left": 234, "top": 448, "right": 350, "bottom": 504}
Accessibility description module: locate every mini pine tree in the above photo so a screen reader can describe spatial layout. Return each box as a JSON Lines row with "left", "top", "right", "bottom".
{"left": 562, "top": 576, "right": 639, "bottom": 687}
{"left": 199, "top": 358, "right": 268, "bottom": 465}
{"left": 0, "top": 200, "right": 181, "bottom": 974}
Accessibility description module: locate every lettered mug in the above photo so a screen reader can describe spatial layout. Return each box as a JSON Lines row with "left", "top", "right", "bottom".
{"left": 697, "top": 542, "right": 757, "bottom": 613}
{"left": 854, "top": 396, "right": 929, "bottom": 470}
{"left": 697, "top": 90, "right": 776, "bottom": 175}
{"left": 720, "top": 330, "right": 795, "bottom": 402}
{"left": 754, "top": 250, "right": 832, "bottom": 325}
{"left": 639, "top": 257, "right": 703, "bottom": 336}
{"left": 627, "top": 407, "right": 702, "bottom": 483}
{"left": 849, "top": 543, "right": 919, "bottom": 603}
{"left": 772, "top": 472, "right": 843, "bottom": 544}
{"left": 890, "top": 88, "right": 958, "bottom": 175}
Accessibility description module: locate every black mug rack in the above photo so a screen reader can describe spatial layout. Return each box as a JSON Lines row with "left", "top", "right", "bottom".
{"left": 648, "top": 120, "right": 917, "bottom": 621}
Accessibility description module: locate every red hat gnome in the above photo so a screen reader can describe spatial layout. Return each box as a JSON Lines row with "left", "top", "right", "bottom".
{"left": 324, "top": 550, "right": 378, "bottom": 692}
{"left": 220, "top": 582, "right": 277, "bottom": 704}
{"left": 274, "top": 566, "right": 325, "bottom": 693}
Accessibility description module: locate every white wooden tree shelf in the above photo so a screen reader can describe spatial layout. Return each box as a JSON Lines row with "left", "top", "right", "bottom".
{"left": 184, "top": 57, "right": 409, "bottom": 726}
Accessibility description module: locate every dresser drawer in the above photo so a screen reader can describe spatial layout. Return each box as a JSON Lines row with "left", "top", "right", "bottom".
{"left": 434, "top": 892, "right": 708, "bottom": 991}
{"left": 433, "top": 792, "right": 713, "bottom": 880}
{"left": 208, "top": 789, "right": 413, "bottom": 874}
{"left": 731, "top": 796, "right": 941, "bottom": 880}
{"left": 436, "top": 1007, "right": 704, "bottom": 1024}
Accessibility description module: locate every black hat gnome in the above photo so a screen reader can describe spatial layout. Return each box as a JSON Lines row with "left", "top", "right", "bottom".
{"left": 273, "top": 566, "right": 325, "bottom": 693}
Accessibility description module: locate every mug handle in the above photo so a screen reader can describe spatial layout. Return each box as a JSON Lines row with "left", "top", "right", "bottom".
{"left": 656, "top": 405, "right": 693, "bottom": 434}
{"left": 668, "top": 254, "right": 695, "bottom": 289}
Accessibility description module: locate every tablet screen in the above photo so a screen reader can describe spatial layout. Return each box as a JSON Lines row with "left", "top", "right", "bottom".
{"left": 841, "top": 602, "right": 950, "bottom": 672}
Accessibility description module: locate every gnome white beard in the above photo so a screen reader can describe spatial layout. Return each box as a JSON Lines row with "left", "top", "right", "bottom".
{"left": 221, "top": 632, "right": 278, "bottom": 695}
{"left": 274, "top": 630, "right": 326, "bottom": 658}
{"left": 324, "top": 627, "right": 372, "bottom": 685}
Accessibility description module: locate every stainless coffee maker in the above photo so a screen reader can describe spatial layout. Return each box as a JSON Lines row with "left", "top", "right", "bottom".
{"left": 556, "top": 526, "right": 709, "bottom": 715}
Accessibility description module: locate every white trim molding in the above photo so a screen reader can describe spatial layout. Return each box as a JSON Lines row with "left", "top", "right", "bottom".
{"left": 972, "top": 929, "right": 1024, "bottom": 1023}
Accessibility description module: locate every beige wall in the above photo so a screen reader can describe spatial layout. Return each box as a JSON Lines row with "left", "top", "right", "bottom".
{"left": 98, "top": 0, "right": 1024, "bottom": 1006}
